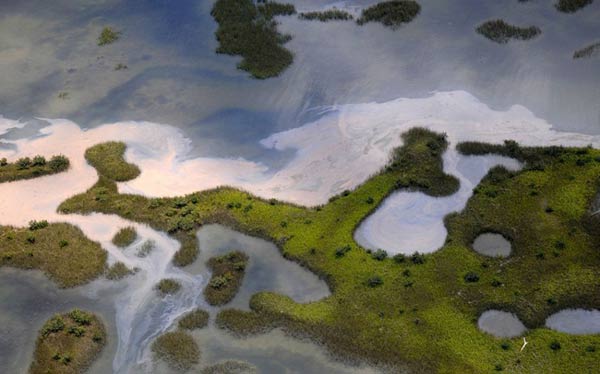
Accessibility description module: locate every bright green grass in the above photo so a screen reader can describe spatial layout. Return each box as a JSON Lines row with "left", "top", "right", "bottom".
{"left": 84, "top": 141, "right": 140, "bottom": 182}
{"left": 0, "top": 155, "right": 69, "bottom": 183}
{"left": 58, "top": 129, "right": 600, "bottom": 372}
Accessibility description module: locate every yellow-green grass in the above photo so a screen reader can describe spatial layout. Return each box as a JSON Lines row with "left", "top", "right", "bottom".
{"left": 29, "top": 309, "right": 106, "bottom": 374}
{"left": 200, "top": 360, "right": 256, "bottom": 374}
{"left": 178, "top": 309, "right": 209, "bottom": 330}
{"left": 0, "top": 154, "right": 69, "bottom": 183}
{"left": 111, "top": 226, "right": 137, "bottom": 247}
{"left": 97, "top": 26, "right": 121, "bottom": 46}
{"left": 105, "top": 261, "right": 136, "bottom": 280}
{"left": 58, "top": 129, "right": 600, "bottom": 372}
{"left": 151, "top": 331, "right": 200, "bottom": 371}
{"left": 84, "top": 141, "right": 140, "bottom": 182}
{"left": 0, "top": 223, "right": 107, "bottom": 288}
{"left": 156, "top": 278, "right": 182, "bottom": 296}
{"left": 204, "top": 251, "right": 248, "bottom": 306}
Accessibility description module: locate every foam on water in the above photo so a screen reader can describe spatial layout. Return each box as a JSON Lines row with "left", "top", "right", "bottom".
{"left": 2, "top": 90, "right": 600, "bottom": 372}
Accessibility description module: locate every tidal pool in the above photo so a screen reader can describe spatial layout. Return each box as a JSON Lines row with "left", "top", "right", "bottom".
{"left": 477, "top": 310, "right": 527, "bottom": 338}
{"left": 545, "top": 309, "right": 600, "bottom": 335}
{"left": 472, "top": 233, "right": 512, "bottom": 257}
{"left": 188, "top": 224, "right": 330, "bottom": 310}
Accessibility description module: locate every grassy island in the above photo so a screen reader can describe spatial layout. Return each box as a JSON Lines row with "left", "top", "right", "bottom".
{"left": 178, "top": 308, "right": 209, "bottom": 330}
{"left": 555, "top": 0, "right": 594, "bottom": 13}
{"left": 0, "top": 223, "right": 106, "bottom": 288}
{"left": 357, "top": 0, "right": 421, "bottom": 28}
{"left": 476, "top": 20, "right": 541, "bottom": 44}
{"left": 97, "top": 26, "right": 121, "bottom": 46}
{"left": 29, "top": 309, "right": 106, "bottom": 374}
{"left": 152, "top": 331, "right": 200, "bottom": 371}
{"left": 57, "top": 129, "right": 600, "bottom": 372}
{"left": 156, "top": 278, "right": 182, "bottom": 296}
{"left": 85, "top": 141, "right": 140, "bottom": 182}
{"left": 299, "top": 9, "right": 354, "bottom": 22}
{"left": 573, "top": 41, "right": 600, "bottom": 59}
{"left": 111, "top": 226, "right": 137, "bottom": 247}
{"left": 0, "top": 154, "right": 69, "bottom": 183}
{"left": 204, "top": 251, "right": 249, "bottom": 306}
{"left": 211, "top": 0, "right": 296, "bottom": 79}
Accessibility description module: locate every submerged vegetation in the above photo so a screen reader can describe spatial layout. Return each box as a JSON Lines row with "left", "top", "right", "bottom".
{"left": 111, "top": 226, "right": 137, "bottom": 247}
{"left": 97, "top": 26, "right": 121, "bottom": 46}
{"left": 29, "top": 309, "right": 106, "bottom": 374}
{"left": 476, "top": 19, "right": 541, "bottom": 43}
{"left": 211, "top": 0, "right": 295, "bottom": 79}
{"left": 573, "top": 41, "right": 600, "bottom": 59}
{"left": 152, "top": 331, "right": 200, "bottom": 371}
{"left": 357, "top": 0, "right": 421, "bottom": 28}
{"left": 0, "top": 154, "right": 69, "bottom": 183}
{"left": 0, "top": 223, "right": 106, "bottom": 287}
{"left": 204, "top": 251, "right": 249, "bottom": 306}
{"left": 57, "top": 130, "right": 600, "bottom": 372}
{"left": 178, "top": 308, "right": 209, "bottom": 330}
{"left": 555, "top": 0, "right": 594, "bottom": 13}
{"left": 299, "top": 9, "right": 354, "bottom": 22}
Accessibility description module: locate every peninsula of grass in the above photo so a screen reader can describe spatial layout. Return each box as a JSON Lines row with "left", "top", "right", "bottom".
{"left": 29, "top": 309, "right": 106, "bottom": 374}
{"left": 0, "top": 155, "right": 69, "bottom": 183}
{"left": 299, "top": 9, "right": 354, "bottom": 22}
{"left": 97, "top": 26, "right": 121, "bottom": 46}
{"left": 111, "top": 226, "right": 137, "bottom": 247}
{"left": 58, "top": 129, "right": 600, "bottom": 372}
{"left": 555, "top": 0, "right": 594, "bottom": 13}
{"left": 211, "top": 0, "right": 295, "bottom": 79}
{"left": 357, "top": 0, "right": 420, "bottom": 28}
{"left": 85, "top": 141, "right": 140, "bottom": 182}
{"left": 0, "top": 223, "right": 106, "bottom": 288}
{"left": 476, "top": 19, "right": 541, "bottom": 44}
{"left": 156, "top": 278, "right": 182, "bottom": 296}
{"left": 152, "top": 331, "right": 200, "bottom": 371}
{"left": 573, "top": 41, "right": 600, "bottom": 59}
{"left": 178, "top": 308, "right": 209, "bottom": 330}
{"left": 204, "top": 251, "right": 249, "bottom": 306}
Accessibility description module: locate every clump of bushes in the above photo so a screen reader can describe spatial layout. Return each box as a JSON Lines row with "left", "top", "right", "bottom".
{"left": 29, "top": 220, "right": 49, "bottom": 231}
{"left": 367, "top": 276, "right": 384, "bottom": 287}
{"left": 372, "top": 249, "right": 388, "bottom": 261}
{"left": 111, "top": 226, "right": 137, "bottom": 247}
{"left": 335, "top": 245, "right": 352, "bottom": 258}
{"left": 0, "top": 154, "right": 70, "bottom": 183}
{"left": 178, "top": 309, "right": 210, "bottom": 330}
{"left": 555, "top": 0, "right": 593, "bottom": 13}
{"left": 573, "top": 41, "right": 600, "bottom": 59}
{"left": 464, "top": 271, "right": 480, "bottom": 283}
{"left": 156, "top": 278, "right": 182, "bottom": 295}
{"left": 151, "top": 331, "right": 200, "bottom": 371}
{"left": 257, "top": 1, "right": 296, "bottom": 19}
{"left": 98, "top": 26, "right": 121, "bottom": 46}
{"left": 357, "top": 0, "right": 421, "bottom": 28}
{"left": 476, "top": 19, "right": 541, "bottom": 44}
{"left": 299, "top": 9, "right": 353, "bottom": 22}
{"left": 204, "top": 251, "right": 249, "bottom": 305}
{"left": 106, "top": 261, "right": 135, "bottom": 280}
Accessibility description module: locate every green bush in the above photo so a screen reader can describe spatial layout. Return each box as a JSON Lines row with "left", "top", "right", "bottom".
{"left": 42, "top": 315, "right": 65, "bottom": 336}
{"left": 372, "top": 249, "right": 388, "bottom": 261}
{"left": 550, "top": 341, "right": 561, "bottom": 350}
{"left": 300, "top": 9, "right": 353, "bottom": 22}
{"left": 29, "top": 220, "right": 49, "bottom": 231}
{"left": 476, "top": 19, "right": 541, "bottom": 44}
{"left": 69, "top": 309, "right": 92, "bottom": 325}
{"left": 367, "top": 276, "right": 384, "bottom": 287}
{"left": 17, "top": 157, "right": 31, "bottom": 169}
{"left": 48, "top": 155, "right": 70, "bottom": 171}
{"left": 464, "top": 272, "right": 480, "bottom": 283}
{"left": 357, "top": 0, "right": 420, "bottom": 28}
{"left": 156, "top": 278, "right": 182, "bottom": 295}
{"left": 555, "top": 0, "right": 593, "bottom": 13}
{"left": 98, "top": 26, "right": 121, "bottom": 46}
{"left": 32, "top": 155, "right": 46, "bottom": 166}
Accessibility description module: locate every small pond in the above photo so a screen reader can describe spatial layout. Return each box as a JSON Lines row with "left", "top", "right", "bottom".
{"left": 478, "top": 310, "right": 527, "bottom": 338}
{"left": 472, "top": 233, "right": 511, "bottom": 257}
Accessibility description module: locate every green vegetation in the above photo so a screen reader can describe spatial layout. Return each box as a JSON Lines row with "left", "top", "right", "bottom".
{"left": 114, "top": 63, "right": 128, "bottom": 70}
{"left": 58, "top": 130, "right": 600, "bottom": 372}
{"left": 0, "top": 154, "right": 69, "bottom": 183}
{"left": 156, "top": 278, "right": 182, "bottom": 295}
{"left": 201, "top": 360, "right": 257, "bottom": 374}
{"left": 106, "top": 261, "right": 136, "bottom": 280}
{"left": 0, "top": 223, "right": 106, "bottom": 287}
{"left": 357, "top": 1, "right": 420, "bottom": 28}
{"left": 151, "top": 331, "right": 200, "bottom": 371}
{"left": 29, "top": 309, "right": 106, "bottom": 374}
{"left": 573, "top": 41, "right": 600, "bottom": 59}
{"left": 204, "top": 251, "right": 249, "bottom": 306}
{"left": 476, "top": 20, "right": 541, "bottom": 44}
{"left": 299, "top": 9, "right": 353, "bottom": 22}
{"left": 555, "top": 0, "right": 594, "bottom": 13}
{"left": 136, "top": 239, "right": 155, "bottom": 257}
{"left": 97, "top": 26, "right": 121, "bottom": 46}
{"left": 84, "top": 141, "right": 140, "bottom": 182}
{"left": 111, "top": 226, "right": 137, "bottom": 247}
{"left": 211, "top": 0, "right": 295, "bottom": 79}
{"left": 178, "top": 308, "right": 209, "bottom": 330}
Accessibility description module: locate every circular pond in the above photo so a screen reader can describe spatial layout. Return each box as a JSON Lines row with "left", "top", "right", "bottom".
{"left": 472, "top": 233, "right": 511, "bottom": 257}
{"left": 478, "top": 310, "right": 526, "bottom": 338}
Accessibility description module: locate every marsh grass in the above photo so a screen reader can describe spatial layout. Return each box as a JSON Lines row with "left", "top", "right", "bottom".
{"left": 200, "top": 360, "right": 257, "bottom": 373}
{"left": 178, "top": 309, "right": 209, "bottom": 330}
{"left": 85, "top": 141, "right": 140, "bottom": 182}
{"left": 555, "top": 0, "right": 594, "bottom": 13}
{"left": 156, "top": 278, "right": 182, "bottom": 296}
{"left": 106, "top": 261, "right": 135, "bottom": 280}
{"left": 151, "top": 331, "right": 200, "bottom": 371}
{"left": 573, "top": 41, "right": 600, "bottom": 59}
{"left": 0, "top": 155, "right": 69, "bottom": 183}
{"left": 299, "top": 9, "right": 353, "bottom": 22}
{"left": 357, "top": 0, "right": 420, "bottom": 28}
{"left": 97, "top": 27, "right": 121, "bottom": 46}
{"left": 29, "top": 310, "right": 106, "bottom": 374}
{"left": 476, "top": 20, "right": 541, "bottom": 44}
{"left": 111, "top": 226, "right": 137, "bottom": 247}
{"left": 204, "top": 251, "right": 249, "bottom": 306}
{"left": 58, "top": 130, "right": 600, "bottom": 372}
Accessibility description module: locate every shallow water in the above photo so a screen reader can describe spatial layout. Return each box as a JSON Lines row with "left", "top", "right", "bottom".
{"left": 472, "top": 233, "right": 512, "bottom": 258}
{"left": 187, "top": 224, "right": 330, "bottom": 310}
{"left": 545, "top": 309, "right": 600, "bottom": 335}
{"left": 477, "top": 310, "right": 527, "bottom": 338}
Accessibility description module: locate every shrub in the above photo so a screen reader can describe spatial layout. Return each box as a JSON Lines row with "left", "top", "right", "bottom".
{"left": 17, "top": 157, "right": 31, "bottom": 169}
{"left": 393, "top": 253, "right": 406, "bottom": 263}
{"left": 367, "top": 276, "right": 384, "bottom": 287}
{"left": 476, "top": 19, "right": 541, "bottom": 44}
{"left": 42, "top": 315, "right": 65, "bottom": 336}
{"left": 550, "top": 341, "right": 561, "bottom": 350}
{"left": 372, "top": 249, "right": 388, "bottom": 261}
{"left": 112, "top": 226, "right": 137, "bottom": 247}
{"left": 204, "top": 251, "right": 248, "bottom": 305}
{"left": 156, "top": 278, "right": 182, "bottom": 295}
{"left": 357, "top": 0, "right": 420, "bottom": 28}
{"left": 178, "top": 309, "right": 209, "bottom": 330}
{"left": 29, "top": 220, "right": 49, "bottom": 230}
{"left": 32, "top": 155, "right": 46, "bottom": 166}
{"left": 68, "top": 326, "right": 86, "bottom": 337}
{"left": 69, "top": 309, "right": 92, "bottom": 325}
{"left": 59, "top": 240, "right": 69, "bottom": 248}
{"left": 136, "top": 239, "right": 155, "bottom": 257}
{"left": 98, "top": 26, "right": 121, "bottom": 46}
{"left": 0, "top": 158, "right": 6, "bottom": 166}
{"left": 106, "top": 262, "right": 135, "bottom": 280}
{"left": 464, "top": 272, "right": 480, "bottom": 283}
{"left": 411, "top": 252, "right": 425, "bottom": 264}
{"left": 366, "top": 196, "right": 375, "bottom": 204}
{"left": 335, "top": 245, "right": 352, "bottom": 258}
{"left": 299, "top": 9, "right": 353, "bottom": 22}
{"left": 555, "top": 0, "right": 593, "bottom": 13}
